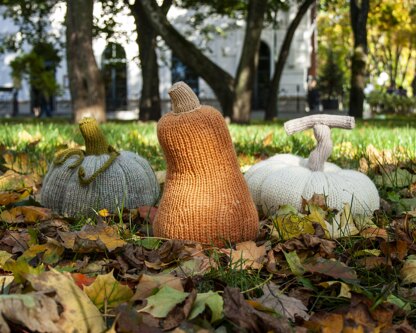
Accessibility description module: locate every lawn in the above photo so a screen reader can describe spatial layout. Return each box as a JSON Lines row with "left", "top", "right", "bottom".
{"left": 0, "top": 116, "right": 415, "bottom": 332}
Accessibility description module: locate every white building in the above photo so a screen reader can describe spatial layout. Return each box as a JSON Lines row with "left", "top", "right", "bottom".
{"left": 0, "top": 2, "right": 316, "bottom": 119}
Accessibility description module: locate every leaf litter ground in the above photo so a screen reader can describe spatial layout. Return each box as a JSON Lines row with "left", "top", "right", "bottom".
{"left": 0, "top": 136, "right": 415, "bottom": 332}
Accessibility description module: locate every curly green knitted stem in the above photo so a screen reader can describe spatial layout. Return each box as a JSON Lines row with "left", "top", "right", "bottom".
{"left": 78, "top": 149, "right": 120, "bottom": 185}
{"left": 54, "top": 148, "right": 85, "bottom": 169}
{"left": 79, "top": 117, "right": 109, "bottom": 155}
{"left": 53, "top": 118, "right": 120, "bottom": 186}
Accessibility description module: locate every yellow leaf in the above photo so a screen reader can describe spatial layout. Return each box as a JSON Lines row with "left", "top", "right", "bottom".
{"left": 326, "top": 204, "right": 359, "bottom": 239}
{"left": 319, "top": 281, "right": 352, "bottom": 298}
{"left": 98, "top": 209, "right": 110, "bottom": 217}
{"left": 273, "top": 213, "right": 316, "bottom": 240}
{"left": 0, "top": 250, "right": 13, "bottom": 268}
{"left": 84, "top": 270, "right": 133, "bottom": 309}
{"left": 262, "top": 132, "right": 274, "bottom": 146}
{"left": 0, "top": 206, "right": 52, "bottom": 224}
{"left": 58, "top": 223, "right": 126, "bottom": 253}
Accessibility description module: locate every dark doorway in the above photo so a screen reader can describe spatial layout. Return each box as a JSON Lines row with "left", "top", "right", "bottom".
{"left": 102, "top": 43, "right": 127, "bottom": 112}
{"left": 252, "top": 41, "right": 271, "bottom": 110}
{"left": 171, "top": 54, "right": 199, "bottom": 96}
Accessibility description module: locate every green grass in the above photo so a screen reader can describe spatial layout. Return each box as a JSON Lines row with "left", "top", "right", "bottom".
{"left": 1, "top": 116, "right": 416, "bottom": 327}
{"left": 0, "top": 117, "right": 415, "bottom": 173}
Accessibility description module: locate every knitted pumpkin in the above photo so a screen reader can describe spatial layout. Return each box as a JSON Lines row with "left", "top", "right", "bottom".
{"left": 153, "top": 82, "right": 259, "bottom": 246}
{"left": 41, "top": 118, "right": 159, "bottom": 217}
{"left": 245, "top": 115, "right": 380, "bottom": 216}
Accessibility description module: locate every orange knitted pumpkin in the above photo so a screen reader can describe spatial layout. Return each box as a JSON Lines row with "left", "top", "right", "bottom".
{"left": 153, "top": 82, "right": 259, "bottom": 246}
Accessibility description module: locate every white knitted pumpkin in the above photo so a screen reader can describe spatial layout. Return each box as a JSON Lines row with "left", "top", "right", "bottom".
{"left": 245, "top": 115, "right": 380, "bottom": 216}
{"left": 41, "top": 118, "right": 160, "bottom": 217}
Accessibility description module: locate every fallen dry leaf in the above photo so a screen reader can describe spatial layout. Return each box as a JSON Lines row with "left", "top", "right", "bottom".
{"left": 255, "top": 282, "right": 309, "bottom": 321}
{"left": 0, "top": 206, "right": 52, "bottom": 224}
{"left": 380, "top": 239, "right": 408, "bottom": 261}
{"left": 84, "top": 270, "right": 134, "bottom": 309}
{"left": 0, "top": 170, "right": 41, "bottom": 191}
{"left": 303, "top": 257, "right": 358, "bottom": 282}
{"left": 360, "top": 227, "right": 388, "bottom": 240}
{"left": 139, "top": 285, "right": 189, "bottom": 318}
{"left": 0, "top": 292, "right": 61, "bottom": 333}
{"left": 132, "top": 274, "right": 184, "bottom": 300}
{"left": 262, "top": 131, "right": 274, "bottom": 146}
{"left": 27, "top": 269, "right": 106, "bottom": 333}
{"left": 401, "top": 255, "right": 416, "bottom": 284}
{"left": 221, "top": 241, "right": 266, "bottom": 270}
{"left": 223, "top": 287, "right": 291, "bottom": 333}
{"left": 58, "top": 222, "right": 126, "bottom": 253}
{"left": 20, "top": 241, "right": 64, "bottom": 265}
{"left": 71, "top": 273, "right": 96, "bottom": 289}
{"left": 3, "top": 150, "right": 46, "bottom": 175}
{"left": 303, "top": 312, "right": 344, "bottom": 333}
{"left": 0, "top": 190, "right": 29, "bottom": 205}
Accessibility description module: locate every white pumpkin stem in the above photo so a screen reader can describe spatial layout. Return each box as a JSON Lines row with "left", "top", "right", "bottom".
{"left": 284, "top": 114, "right": 355, "bottom": 172}
{"left": 284, "top": 114, "right": 355, "bottom": 135}
{"left": 308, "top": 124, "right": 332, "bottom": 171}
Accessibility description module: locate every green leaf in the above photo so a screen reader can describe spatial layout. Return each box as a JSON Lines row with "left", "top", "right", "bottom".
{"left": 20, "top": 242, "right": 64, "bottom": 265}
{"left": 283, "top": 251, "right": 305, "bottom": 276}
{"left": 84, "top": 271, "right": 133, "bottom": 309}
{"left": 136, "top": 238, "right": 162, "bottom": 250}
{"left": 353, "top": 249, "right": 381, "bottom": 258}
{"left": 139, "top": 286, "right": 189, "bottom": 318}
{"left": 188, "top": 291, "right": 223, "bottom": 323}
{"left": 386, "top": 294, "right": 411, "bottom": 312}
{"left": 3, "top": 258, "right": 44, "bottom": 284}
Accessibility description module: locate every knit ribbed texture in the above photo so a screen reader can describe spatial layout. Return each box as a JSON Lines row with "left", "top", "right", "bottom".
{"left": 41, "top": 118, "right": 160, "bottom": 217}
{"left": 284, "top": 114, "right": 355, "bottom": 135}
{"left": 307, "top": 124, "right": 332, "bottom": 172}
{"left": 79, "top": 117, "right": 109, "bottom": 155}
{"left": 244, "top": 114, "right": 380, "bottom": 216}
{"left": 154, "top": 82, "right": 259, "bottom": 246}
{"left": 169, "top": 82, "right": 201, "bottom": 114}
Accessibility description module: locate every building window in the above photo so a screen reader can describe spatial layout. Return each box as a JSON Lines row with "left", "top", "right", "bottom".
{"left": 171, "top": 54, "right": 199, "bottom": 96}
{"left": 252, "top": 41, "right": 271, "bottom": 110}
{"left": 102, "top": 43, "right": 127, "bottom": 112}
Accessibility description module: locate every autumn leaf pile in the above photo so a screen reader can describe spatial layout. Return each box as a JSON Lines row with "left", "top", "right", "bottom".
{"left": 0, "top": 133, "right": 416, "bottom": 332}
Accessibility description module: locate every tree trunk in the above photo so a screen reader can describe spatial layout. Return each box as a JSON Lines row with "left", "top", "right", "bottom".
{"left": 66, "top": 0, "right": 106, "bottom": 123}
{"left": 349, "top": 0, "right": 369, "bottom": 119}
{"left": 231, "top": 0, "right": 267, "bottom": 123}
{"left": 265, "top": 0, "right": 315, "bottom": 120}
{"left": 129, "top": 0, "right": 172, "bottom": 121}
{"left": 139, "top": 0, "right": 235, "bottom": 118}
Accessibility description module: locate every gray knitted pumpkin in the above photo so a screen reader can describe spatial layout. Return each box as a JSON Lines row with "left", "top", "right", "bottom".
{"left": 41, "top": 118, "right": 160, "bottom": 217}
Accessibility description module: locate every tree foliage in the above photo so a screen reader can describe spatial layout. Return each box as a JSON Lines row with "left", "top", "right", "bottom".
{"left": 10, "top": 42, "right": 61, "bottom": 98}
{"left": 318, "top": 0, "right": 416, "bottom": 92}
{"left": 0, "top": 0, "right": 63, "bottom": 53}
